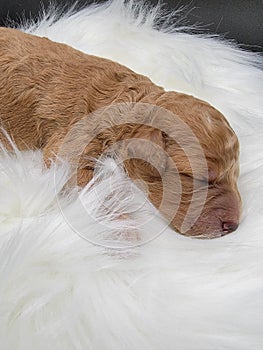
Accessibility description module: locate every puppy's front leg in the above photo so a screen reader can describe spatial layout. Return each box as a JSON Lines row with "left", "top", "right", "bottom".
{"left": 43, "top": 129, "right": 95, "bottom": 187}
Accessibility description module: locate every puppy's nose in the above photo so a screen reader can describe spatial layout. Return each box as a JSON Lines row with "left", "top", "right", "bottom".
{"left": 222, "top": 221, "right": 239, "bottom": 234}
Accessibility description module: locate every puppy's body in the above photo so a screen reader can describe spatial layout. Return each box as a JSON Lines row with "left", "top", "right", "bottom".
{"left": 0, "top": 27, "right": 162, "bottom": 147}
{"left": 0, "top": 27, "right": 241, "bottom": 237}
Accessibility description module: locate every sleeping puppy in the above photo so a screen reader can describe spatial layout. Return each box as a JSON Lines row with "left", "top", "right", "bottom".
{"left": 0, "top": 27, "right": 241, "bottom": 238}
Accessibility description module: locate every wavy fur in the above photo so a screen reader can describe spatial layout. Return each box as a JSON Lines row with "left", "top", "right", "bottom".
{"left": 1, "top": 1, "right": 263, "bottom": 349}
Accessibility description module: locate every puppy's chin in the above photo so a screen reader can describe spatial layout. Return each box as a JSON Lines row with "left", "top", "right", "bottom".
{"left": 178, "top": 219, "right": 238, "bottom": 239}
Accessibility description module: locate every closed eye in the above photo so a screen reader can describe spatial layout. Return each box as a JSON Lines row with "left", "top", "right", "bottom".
{"left": 181, "top": 173, "right": 209, "bottom": 188}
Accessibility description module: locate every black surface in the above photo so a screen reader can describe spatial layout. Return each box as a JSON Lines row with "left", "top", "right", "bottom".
{"left": 165, "top": 0, "right": 263, "bottom": 52}
{"left": 0, "top": 0, "right": 262, "bottom": 52}
{"left": 0, "top": 0, "right": 94, "bottom": 24}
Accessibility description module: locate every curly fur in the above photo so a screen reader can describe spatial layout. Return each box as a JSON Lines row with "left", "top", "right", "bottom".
{"left": 0, "top": 26, "right": 240, "bottom": 237}
{"left": 0, "top": 1, "right": 263, "bottom": 350}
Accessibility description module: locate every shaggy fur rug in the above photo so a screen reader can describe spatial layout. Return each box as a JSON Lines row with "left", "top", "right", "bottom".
{"left": 1, "top": 1, "right": 263, "bottom": 349}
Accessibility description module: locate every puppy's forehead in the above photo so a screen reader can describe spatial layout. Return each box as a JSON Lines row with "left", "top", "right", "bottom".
{"left": 162, "top": 92, "right": 233, "bottom": 137}
{"left": 189, "top": 101, "right": 238, "bottom": 147}
{"left": 171, "top": 99, "right": 238, "bottom": 180}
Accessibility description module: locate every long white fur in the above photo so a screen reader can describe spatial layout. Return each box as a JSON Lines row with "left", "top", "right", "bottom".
{"left": 1, "top": 1, "right": 263, "bottom": 349}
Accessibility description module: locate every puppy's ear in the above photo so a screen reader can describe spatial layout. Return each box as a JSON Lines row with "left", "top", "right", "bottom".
{"left": 133, "top": 126, "right": 164, "bottom": 147}
{"left": 127, "top": 126, "right": 167, "bottom": 176}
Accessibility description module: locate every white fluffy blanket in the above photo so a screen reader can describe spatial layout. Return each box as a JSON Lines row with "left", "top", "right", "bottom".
{"left": 1, "top": 1, "right": 263, "bottom": 349}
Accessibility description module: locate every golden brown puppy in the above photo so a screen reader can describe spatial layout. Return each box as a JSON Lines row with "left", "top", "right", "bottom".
{"left": 0, "top": 27, "right": 241, "bottom": 238}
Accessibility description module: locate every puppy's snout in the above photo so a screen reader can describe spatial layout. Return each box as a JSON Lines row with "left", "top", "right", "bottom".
{"left": 182, "top": 189, "right": 241, "bottom": 238}
{"left": 214, "top": 192, "right": 241, "bottom": 236}
{"left": 222, "top": 221, "right": 239, "bottom": 234}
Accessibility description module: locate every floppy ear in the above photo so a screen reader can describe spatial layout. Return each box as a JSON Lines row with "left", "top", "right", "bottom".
{"left": 126, "top": 126, "right": 167, "bottom": 177}
{"left": 132, "top": 125, "right": 164, "bottom": 147}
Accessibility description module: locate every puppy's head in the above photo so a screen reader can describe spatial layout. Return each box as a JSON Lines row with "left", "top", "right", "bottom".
{"left": 122, "top": 92, "right": 241, "bottom": 238}
{"left": 70, "top": 94, "right": 241, "bottom": 239}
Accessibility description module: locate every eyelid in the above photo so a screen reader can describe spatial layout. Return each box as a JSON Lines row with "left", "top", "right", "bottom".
{"left": 181, "top": 173, "right": 216, "bottom": 187}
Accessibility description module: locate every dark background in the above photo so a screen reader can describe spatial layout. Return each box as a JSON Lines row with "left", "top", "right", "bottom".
{"left": 0, "top": 0, "right": 262, "bottom": 52}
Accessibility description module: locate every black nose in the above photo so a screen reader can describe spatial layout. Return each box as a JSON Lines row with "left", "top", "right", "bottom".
{"left": 222, "top": 221, "right": 239, "bottom": 234}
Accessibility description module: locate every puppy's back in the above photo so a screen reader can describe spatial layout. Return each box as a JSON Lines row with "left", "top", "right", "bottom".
{"left": 0, "top": 27, "right": 160, "bottom": 149}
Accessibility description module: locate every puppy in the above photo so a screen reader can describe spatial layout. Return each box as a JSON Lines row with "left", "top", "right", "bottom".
{"left": 0, "top": 27, "right": 241, "bottom": 238}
